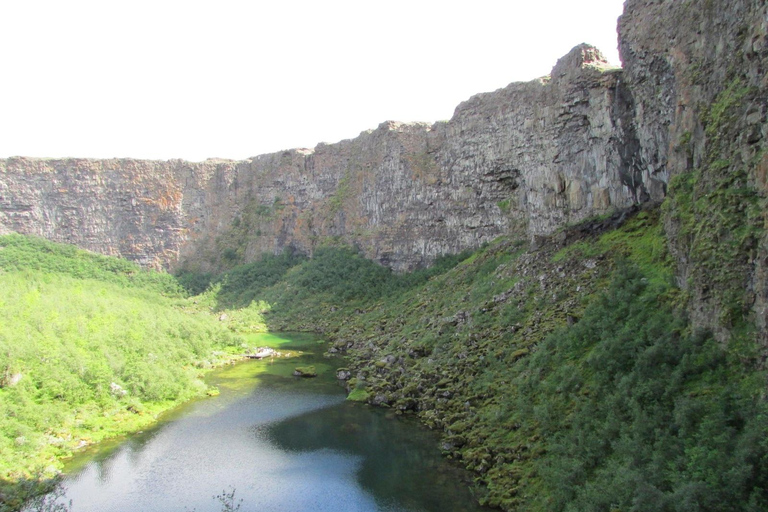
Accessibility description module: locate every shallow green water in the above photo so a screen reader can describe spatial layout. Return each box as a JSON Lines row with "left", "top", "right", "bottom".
{"left": 54, "top": 333, "right": 489, "bottom": 511}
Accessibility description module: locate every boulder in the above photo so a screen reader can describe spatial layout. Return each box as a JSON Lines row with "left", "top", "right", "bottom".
{"left": 336, "top": 368, "right": 352, "bottom": 380}
{"left": 248, "top": 347, "right": 277, "bottom": 359}
{"left": 293, "top": 366, "right": 317, "bottom": 378}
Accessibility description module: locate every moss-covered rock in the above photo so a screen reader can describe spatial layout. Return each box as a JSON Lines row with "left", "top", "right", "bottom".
{"left": 346, "top": 388, "right": 370, "bottom": 402}
{"left": 292, "top": 366, "right": 317, "bottom": 378}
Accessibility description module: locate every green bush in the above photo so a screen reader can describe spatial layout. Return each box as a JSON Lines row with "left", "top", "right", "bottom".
{"left": 175, "top": 269, "right": 214, "bottom": 296}
{"left": 214, "top": 250, "right": 306, "bottom": 307}
{"left": 503, "top": 264, "right": 768, "bottom": 511}
{"left": 285, "top": 247, "right": 393, "bottom": 302}
{"left": 0, "top": 236, "right": 239, "bottom": 494}
{"left": 200, "top": 246, "right": 470, "bottom": 327}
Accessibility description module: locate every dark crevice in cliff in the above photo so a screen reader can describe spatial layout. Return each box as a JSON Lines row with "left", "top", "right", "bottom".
{"left": 612, "top": 77, "right": 652, "bottom": 204}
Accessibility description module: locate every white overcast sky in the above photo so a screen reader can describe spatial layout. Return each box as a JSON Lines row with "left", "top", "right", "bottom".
{"left": 0, "top": 0, "right": 626, "bottom": 162}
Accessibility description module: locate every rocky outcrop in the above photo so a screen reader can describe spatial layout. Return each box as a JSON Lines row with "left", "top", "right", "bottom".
{"left": 619, "top": 0, "right": 768, "bottom": 342}
{"left": 1, "top": 45, "right": 657, "bottom": 273}
{"left": 440, "top": 43, "right": 662, "bottom": 239}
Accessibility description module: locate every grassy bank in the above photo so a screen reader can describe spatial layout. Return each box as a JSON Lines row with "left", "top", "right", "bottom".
{"left": 0, "top": 235, "right": 243, "bottom": 510}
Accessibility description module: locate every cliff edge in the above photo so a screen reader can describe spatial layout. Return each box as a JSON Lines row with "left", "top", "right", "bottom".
{"left": 0, "top": 44, "right": 646, "bottom": 273}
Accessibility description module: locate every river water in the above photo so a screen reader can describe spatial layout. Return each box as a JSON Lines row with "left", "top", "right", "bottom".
{"left": 54, "top": 333, "right": 488, "bottom": 512}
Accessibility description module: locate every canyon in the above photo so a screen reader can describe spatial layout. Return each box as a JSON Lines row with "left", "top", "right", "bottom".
{"left": 0, "top": 0, "right": 766, "bottom": 355}
{"left": 1, "top": 1, "right": 768, "bottom": 510}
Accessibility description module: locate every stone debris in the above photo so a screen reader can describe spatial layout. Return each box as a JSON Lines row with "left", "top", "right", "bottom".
{"left": 245, "top": 347, "right": 287, "bottom": 359}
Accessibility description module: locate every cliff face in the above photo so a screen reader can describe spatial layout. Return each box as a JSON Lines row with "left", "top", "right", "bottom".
{"left": 0, "top": 158, "right": 226, "bottom": 269}
{"left": 619, "top": 0, "right": 768, "bottom": 342}
{"left": 1, "top": 0, "right": 766, "bottom": 340}
{"left": 0, "top": 45, "right": 655, "bottom": 273}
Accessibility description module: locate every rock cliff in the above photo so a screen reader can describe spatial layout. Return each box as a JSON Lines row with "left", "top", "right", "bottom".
{"left": 1, "top": 44, "right": 653, "bottom": 273}
{"left": 619, "top": 0, "right": 767, "bottom": 342}
{"left": 1, "top": 0, "right": 766, "bottom": 342}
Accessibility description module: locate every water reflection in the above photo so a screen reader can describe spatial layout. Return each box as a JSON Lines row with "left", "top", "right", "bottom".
{"left": 265, "top": 403, "right": 485, "bottom": 512}
{"left": 52, "top": 334, "right": 487, "bottom": 512}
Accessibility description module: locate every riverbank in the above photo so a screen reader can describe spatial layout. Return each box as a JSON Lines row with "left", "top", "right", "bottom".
{"left": 45, "top": 332, "right": 489, "bottom": 512}
{"left": 0, "top": 235, "right": 248, "bottom": 511}
{"left": 186, "top": 206, "right": 768, "bottom": 511}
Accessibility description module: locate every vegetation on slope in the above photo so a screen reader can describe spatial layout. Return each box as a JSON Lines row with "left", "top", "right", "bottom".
{"left": 337, "top": 208, "right": 766, "bottom": 511}
{"left": 178, "top": 245, "right": 472, "bottom": 328}
{"left": 501, "top": 264, "right": 767, "bottom": 511}
{"left": 190, "top": 206, "right": 768, "bottom": 511}
{"left": 0, "top": 235, "right": 241, "bottom": 511}
{"left": 5, "top": 202, "right": 767, "bottom": 511}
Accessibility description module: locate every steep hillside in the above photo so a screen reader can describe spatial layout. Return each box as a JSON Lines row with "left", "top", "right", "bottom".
{"left": 195, "top": 204, "right": 767, "bottom": 510}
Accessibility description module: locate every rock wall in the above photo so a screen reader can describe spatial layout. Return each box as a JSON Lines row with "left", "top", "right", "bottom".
{"left": 2, "top": 0, "right": 765, "bottom": 346}
{"left": 619, "top": 0, "right": 768, "bottom": 342}
{"left": 0, "top": 44, "right": 656, "bottom": 273}
{"left": 0, "top": 157, "right": 230, "bottom": 269}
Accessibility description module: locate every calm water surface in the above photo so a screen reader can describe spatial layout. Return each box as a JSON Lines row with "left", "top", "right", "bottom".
{"left": 55, "top": 333, "right": 488, "bottom": 512}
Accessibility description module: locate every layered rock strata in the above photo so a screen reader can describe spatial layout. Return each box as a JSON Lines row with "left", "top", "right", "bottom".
{"left": 619, "top": 0, "right": 768, "bottom": 342}
{"left": 1, "top": 45, "right": 654, "bottom": 272}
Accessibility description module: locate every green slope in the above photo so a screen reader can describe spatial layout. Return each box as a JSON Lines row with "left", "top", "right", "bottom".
{"left": 198, "top": 206, "right": 768, "bottom": 511}
{"left": 0, "top": 235, "right": 241, "bottom": 510}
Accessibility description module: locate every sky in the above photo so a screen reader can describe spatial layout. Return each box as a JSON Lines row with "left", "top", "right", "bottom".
{"left": 0, "top": 0, "right": 626, "bottom": 162}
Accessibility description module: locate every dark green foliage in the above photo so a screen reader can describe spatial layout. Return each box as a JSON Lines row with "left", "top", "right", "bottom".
{"left": 502, "top": 264, "right": 768, "bottom": 511}
{"left": 214, "top": 250, "right": 306, "bottom": 307}
{"left": 175, "top": 250, "right": 307, "bottom": 301}
{"left": 175, "top": 269, "right": 214, "bottom": 296}
{"left": 202, "top": 246, "right": 471, "bottom": 320}
{"left": 221, "top": 248, "right": 239, "bottom": 263}
{"left": 283, "top": 246, "right": 472, "bottom": 302}
{"left": 285, "top": 247, "right": 393, "bottom": 302}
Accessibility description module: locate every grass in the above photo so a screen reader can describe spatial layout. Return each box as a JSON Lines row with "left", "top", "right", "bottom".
{"left": 0, "top": 236, "right": 242, "bottom": 511}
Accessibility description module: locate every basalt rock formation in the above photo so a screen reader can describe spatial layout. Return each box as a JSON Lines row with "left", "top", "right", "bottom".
{"left": 0, "top": 43, "right": 651, "bottom": 273}
{"left": 619, "top": 0, "right": 767, "bottom": 343}
{"left": 1, "top": 0, "right": 767, "bottom": 341}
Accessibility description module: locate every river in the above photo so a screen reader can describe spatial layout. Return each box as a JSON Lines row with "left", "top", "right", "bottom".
{"left": 51, "top": 333, "right": 489, "bottom": 512}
